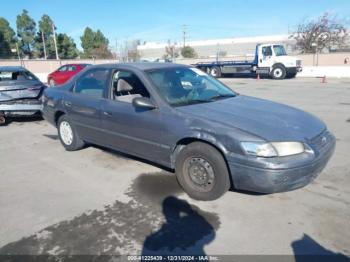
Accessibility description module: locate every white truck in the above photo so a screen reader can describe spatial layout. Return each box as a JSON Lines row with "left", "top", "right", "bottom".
{"left": 194, "top": 43, "right": 302, "bottom": 79}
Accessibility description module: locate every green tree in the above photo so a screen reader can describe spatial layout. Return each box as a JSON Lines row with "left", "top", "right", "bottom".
{"left": 80, "top": 27, "right": 113, "bottom": 58}
{"left": 0, "top": 18, "right": 16, "bottom": 58}
{"left": 16, "top": 9, "right": 36, "bottom": 58}
{"left": 94, "top": 29, "right": 109, "bottom": 47}
{"left": 56, "top": 33, "right": 78, "bottom": 59}
{"left": 35, "top": 14, "right": 55, "bottom": 59}
{"left": 80, "top": 27, "right": 95, "bottom": 58}
{"left": 181, "top": 46, "right": 196, "bottom": 58}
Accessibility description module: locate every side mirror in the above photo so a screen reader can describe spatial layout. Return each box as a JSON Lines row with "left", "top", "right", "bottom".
{"left": 132, "top": 97, "right": 156, "bottom": 110}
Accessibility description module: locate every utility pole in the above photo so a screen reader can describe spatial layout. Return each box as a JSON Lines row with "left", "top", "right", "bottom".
{"left": 41, "top": 31, "right": 47, "bottom": 59}
{"left": 51, "top": 23, "right": 59, "bottom": 60}
{"left": 15, "top": 42, "right": 22, "bottom": 66}
{"left": 216, "top": 43, "right": 220, "bottom": 63}
{"left": 182, "top": 24, "right": 188, "bottom": 47}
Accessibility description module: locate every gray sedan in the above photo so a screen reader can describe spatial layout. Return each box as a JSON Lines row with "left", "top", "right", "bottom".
{"left": 0, "top": 66, "right": 45, "bottom": 124}
{"left": 42, "top": 63, "right": 335, "bottom": 200}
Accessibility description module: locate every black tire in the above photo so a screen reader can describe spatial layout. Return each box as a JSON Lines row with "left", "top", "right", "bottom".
{"left": 175, "top": 142, "right": 231, "bottom": 201}
{"left": 0, "top": 115, "right": 6, "bottom": 126}
{"left": 57, "top": 115, "right": 85, "bottom": 151}
{"left": 271, "top": 65, "right": 286, "bottom": 80}
{"left": 210, "top": 66, "right": 222, "bottom": 78}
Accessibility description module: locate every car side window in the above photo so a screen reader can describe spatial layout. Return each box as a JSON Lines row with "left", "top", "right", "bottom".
{"left": 74, "top": 68, "right": 109, "bottom": 98}
{"left": 58, "top": 66, "right": 67, "bottom": 72}
{"left": 110, "top": 70, "right": 150, "bottom": 103}
{"left": 68, "top": 66, "right": 77, "bottom": 71}
{"left": 262, "top": 46, "right": 272, "bottom": 56}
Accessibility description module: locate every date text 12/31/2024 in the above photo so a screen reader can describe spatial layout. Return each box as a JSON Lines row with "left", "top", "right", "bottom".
{"left": 127, "top": 255, "right": 220, "bottom": 261}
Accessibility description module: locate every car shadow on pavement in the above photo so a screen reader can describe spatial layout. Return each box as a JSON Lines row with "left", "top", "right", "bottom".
{"left": 0, "top": 172, "right": 220, "bottom": 257}
{"left": 43, "top": 134, "right": 59, "bottom": 140}
{"left": 292, "top": 234, "right": 350, "bottom": 262}
{"left": 0, "top": 114, "right": 43, "bottom": 126}
{"left": 0, "top": 114, "right": 44, "bottom": 126}
{"left": 141, "top": 196, "right": 216, "bottom": 259}
{"left": 90, "top": 144, "right": 174, "bottom": 172}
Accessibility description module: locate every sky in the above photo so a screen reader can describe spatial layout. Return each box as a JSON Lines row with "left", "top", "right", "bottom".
{"left": 1, "top": 0, "right": 350, "bottom": 50}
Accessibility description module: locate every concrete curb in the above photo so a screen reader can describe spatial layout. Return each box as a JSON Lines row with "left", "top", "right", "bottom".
{"left": 296, "top": 66, "right": 350, "bottom": 78}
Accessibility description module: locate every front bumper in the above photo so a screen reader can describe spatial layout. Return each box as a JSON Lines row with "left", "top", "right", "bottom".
{"left": 227, "top": 132, "right": 336, "bottom": 193}
{"left": 286, "top": 66, "right": 302, "bottom": 75}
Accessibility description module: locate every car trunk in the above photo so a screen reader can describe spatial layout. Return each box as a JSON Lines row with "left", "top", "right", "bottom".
{"left": 0, "top": 81, "right": 44, "bottom": 102}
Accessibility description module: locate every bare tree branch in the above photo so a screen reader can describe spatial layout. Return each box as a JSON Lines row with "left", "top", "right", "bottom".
{"left": 290, "top": 13, "right": 348, "bottom": 53}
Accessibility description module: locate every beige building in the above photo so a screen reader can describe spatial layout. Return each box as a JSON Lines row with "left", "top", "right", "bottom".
{"left": 137, "top": 34, "right": 297, "bottom": 59}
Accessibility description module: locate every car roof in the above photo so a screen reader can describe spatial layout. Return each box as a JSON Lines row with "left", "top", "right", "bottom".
{"left": 0, "top": 66, "right": 27, "bottom": 72}
{"left": 91, "top": 62, "right": 191, "bottom": 71}
{"left": 60, "top": 63, "right": 90, "bottom": 67}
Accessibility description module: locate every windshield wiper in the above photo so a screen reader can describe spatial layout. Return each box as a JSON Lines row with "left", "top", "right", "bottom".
{"left": 174, "top": 99, "right": 213, "bottom": 106}
{"left": 208, "top": 94, "right": 236, "bottom": 101}
{"left": 172, "top": 94, "right": 236, "bottom": 106}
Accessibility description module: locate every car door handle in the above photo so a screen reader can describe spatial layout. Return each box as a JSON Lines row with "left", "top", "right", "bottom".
{"left": 64, "top": 101, "right": 72, "bottom": 107}
{"left": 103, "top": 111, "right": 112, "bottom": 116}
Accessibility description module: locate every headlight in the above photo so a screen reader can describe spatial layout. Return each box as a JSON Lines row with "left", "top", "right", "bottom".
{"left": 271, "top": 142, "right": 305, "bottom": 156}
{"left": 241, "top": 142, "right": 305, "bottom": 157}
{"left": 241, "top": 142, "right": 277, "bottom": 157}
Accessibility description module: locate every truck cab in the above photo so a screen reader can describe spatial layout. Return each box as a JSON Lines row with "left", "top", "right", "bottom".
{"left": 255, "top": 44, "right": 302, "bottom": 79}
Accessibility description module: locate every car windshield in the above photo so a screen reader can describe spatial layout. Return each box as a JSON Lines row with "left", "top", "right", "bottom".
{"left": 147, "top": 67, "right": 236, "bottom": 106}
{"left": 273, "top": 45, "right": 287, "bottom": 56}
{"left": 0, "top": 70, "right": 38, "bottom": 81}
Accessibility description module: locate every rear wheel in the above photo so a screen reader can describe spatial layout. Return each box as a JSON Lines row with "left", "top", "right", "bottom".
{"left": 0, "top": 114, "right": 6, "bottom": 125}
{"left": 57, "top": 115, "right": 85, "bottom": 151}
{"left": 271, "top": 65, "right": 286, "bottom": 80}
{"left": 175, "top": 142, "right": 231, "bottom": 201}
{"left": 210, "top": 66, "right": 222, "bottom": 78}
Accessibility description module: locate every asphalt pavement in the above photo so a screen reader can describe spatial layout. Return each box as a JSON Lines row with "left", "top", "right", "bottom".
{"left": 0, "top": 77, "right": 349, "bottom": 259}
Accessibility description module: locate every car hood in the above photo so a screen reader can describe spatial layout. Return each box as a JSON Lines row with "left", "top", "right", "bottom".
{"left": 0, "top": 80, "right": 44, "bottom": 102}
{"left": 176, "top": 95, "right": 325, "bottom": 141}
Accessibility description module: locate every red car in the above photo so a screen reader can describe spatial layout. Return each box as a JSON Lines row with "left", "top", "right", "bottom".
{"left": 47, "top": 64, "right": 90, "bottom": 86}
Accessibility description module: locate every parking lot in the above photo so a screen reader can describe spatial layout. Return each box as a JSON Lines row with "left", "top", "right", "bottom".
{"left": 0, "top": 77, "right": 349, "bottom": 258}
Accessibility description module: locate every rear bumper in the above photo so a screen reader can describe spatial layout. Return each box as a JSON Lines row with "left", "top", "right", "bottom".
{"left": 0, "top": 100, "right": 42, "bottom": 115}
{"left": 227, "top": 133, "right": 335, "bottom": 193}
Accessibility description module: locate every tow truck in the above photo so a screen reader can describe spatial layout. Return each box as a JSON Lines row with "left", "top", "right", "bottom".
{"left": 194, "top": 43, "right": 302, "bottom": 79}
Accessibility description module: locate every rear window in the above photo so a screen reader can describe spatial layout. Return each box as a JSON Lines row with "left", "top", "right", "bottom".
{"left": 0, "top": 70, "right": 38, "bottom": 81}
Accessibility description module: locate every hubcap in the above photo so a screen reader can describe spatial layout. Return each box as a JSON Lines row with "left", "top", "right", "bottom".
{"left": 211, "top": 68, "right": 218, "bottom": 77}
{"left": 60, "top": 121, "right": 73, "bottom": 145}
{"left": 274, "top": 68, "right": 283, "bottom": 78}
{"left": 185, "top": 157, "right": 215, "bottom": 192}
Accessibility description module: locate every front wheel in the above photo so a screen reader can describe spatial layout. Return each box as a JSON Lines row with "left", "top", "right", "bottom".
{"left": 271, "top": 65, "right": 286, "bottom": 80}
{"left": 57, "top": 115, "right": 85, "bottom": 151}
{"left": 175, "top": 142, "right": 231, "bottom": 201}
